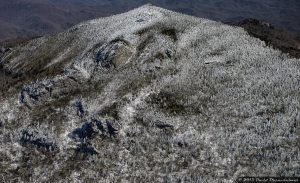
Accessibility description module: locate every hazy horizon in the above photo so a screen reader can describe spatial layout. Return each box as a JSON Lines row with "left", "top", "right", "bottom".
{"left": 0, "top": 0, "right": 299, "bottom": 41}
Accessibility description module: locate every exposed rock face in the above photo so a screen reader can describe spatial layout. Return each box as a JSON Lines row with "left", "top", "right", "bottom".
{"left": 0, "top": 5, "right": 299, "bottom": 183}
{"left": 95, "top": 40, "right": 134, "bottom": 68}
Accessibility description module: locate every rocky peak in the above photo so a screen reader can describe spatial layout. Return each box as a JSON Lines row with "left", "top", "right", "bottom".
{"left": 0, "top": 5, "right": 299, "bottom": 183}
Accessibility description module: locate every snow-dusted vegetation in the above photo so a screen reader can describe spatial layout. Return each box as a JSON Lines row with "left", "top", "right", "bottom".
{"left": 0, "top": 4, "right": 299, "bottom": 183}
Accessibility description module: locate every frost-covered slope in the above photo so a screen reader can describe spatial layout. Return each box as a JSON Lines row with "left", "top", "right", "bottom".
{"left": 0, "top": 5, "right": 299, "bottom": 183}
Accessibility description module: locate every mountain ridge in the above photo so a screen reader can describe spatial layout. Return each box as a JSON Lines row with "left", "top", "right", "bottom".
{"left": 0, "top": 5, "right": 299, "bottom": 182}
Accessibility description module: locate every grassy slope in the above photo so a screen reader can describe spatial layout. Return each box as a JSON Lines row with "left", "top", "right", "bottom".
{"left": 0, "top": 5, "right": 299, "bottom": 182}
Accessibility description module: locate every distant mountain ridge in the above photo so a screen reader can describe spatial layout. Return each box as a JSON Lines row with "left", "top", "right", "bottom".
{"left": 0, "top": 0, "right": 299, "bottom": 41}
{"left": 2, "top": 18, "right": 299, "bottom": 60}
{"left": 230, "top": 18, "right": 300, "bottom": 58}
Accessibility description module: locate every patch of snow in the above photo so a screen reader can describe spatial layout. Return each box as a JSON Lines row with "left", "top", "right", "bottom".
{"left": 72, "top": 62, "right": 91, "bottom": 79}
{"left": 119, "top": 86, "right": 154, "bottom": 137}
{"left": 44, "top": 48, "right": 71, "bottom": 69}
{"left": 204, "top": 56, "right": 224, "bottom": 64}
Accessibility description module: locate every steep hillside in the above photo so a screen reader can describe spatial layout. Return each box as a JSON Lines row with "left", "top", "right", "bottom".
{"left": 0, "top": 5, "right": 299, "bottom": 182}
{"left": 230, "top": 18, "right": 300, "bottom": 59}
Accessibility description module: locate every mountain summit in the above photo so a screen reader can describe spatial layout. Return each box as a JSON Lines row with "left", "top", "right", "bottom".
{"left": 0, "top": 5, "right": 299, "bottom": 182}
